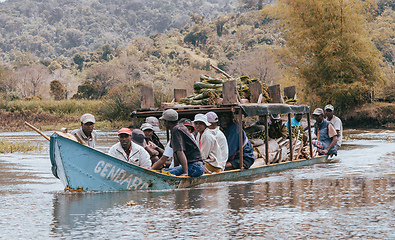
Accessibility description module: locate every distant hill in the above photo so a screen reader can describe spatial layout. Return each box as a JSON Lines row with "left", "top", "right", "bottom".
{"left": 0, "top": 0, "right": 237, "bottom": 60}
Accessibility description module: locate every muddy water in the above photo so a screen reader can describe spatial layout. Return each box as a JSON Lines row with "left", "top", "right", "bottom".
{"left": 1, "top": 129, "right": 395, "bottom": 239}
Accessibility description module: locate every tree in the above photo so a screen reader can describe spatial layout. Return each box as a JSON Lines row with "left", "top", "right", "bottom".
{"left": 50, "top": 80, "right": 66, "bottom": 100}
{"left": 72, "top": 81, "right": 100, "bottom": 100}
{"left": 264, "top": 0, "right": 386, "bottom": 112}
{"left": 17, "top": 64, "right": 50, "bottom": 97}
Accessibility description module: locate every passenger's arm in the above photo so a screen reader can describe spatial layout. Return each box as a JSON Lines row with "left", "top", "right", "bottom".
{"left": 176, "top": 150, "right": 188, "bottom": 176}
{"left": 151, "top": 155, "right": 169, "bottom": 170}
{"left": 321, "top": 135, "right": 337, "bottom": 155}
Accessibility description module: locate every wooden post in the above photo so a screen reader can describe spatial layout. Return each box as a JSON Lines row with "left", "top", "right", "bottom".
{"left": 223, "top": 80, "right": 238, "bottom": 105}
{"left": 268, "top": 84, "right": 284, "bottom": 103}
{"left": 140, "top": 86, "right": 154, "bottom": 109}
{"left": 249, "top": 82, "right": 262, "bottom": 103}
{"left": 307, "top": 112, "right": 313, "bottom": 159}
{"left": 238, "top": 111, "right": 244, "bottom": 169}
{"left": 174, "top": 89, "right": 187, "bottom": 102}
{"left": 284, "top": 86, "right": 296, "bottom": 100}
{"left": 288, "top": 113, "right": 293, "bottom": 161}
{"left": 264, "top": 115, "right": 269, "bottom": 165}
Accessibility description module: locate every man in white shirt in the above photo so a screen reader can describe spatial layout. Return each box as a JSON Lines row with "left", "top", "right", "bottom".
{"left": 108, "top": 128, "right": 151, "bottom": 168}
{"left": 324, "top": 104, "right": 343, "bottom": 147}
{"left": 206, "top": 111, "right": 228, "bottom": 170}
{"left": 193, "top": 113, "right": 224, "bottom": 173}
{"left": 71, "top": 113, "right": 98, "bottom": 147}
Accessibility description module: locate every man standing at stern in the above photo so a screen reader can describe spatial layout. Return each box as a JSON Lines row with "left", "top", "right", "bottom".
{"left": 71, "top": 113, "right": 98, "bottom": 147}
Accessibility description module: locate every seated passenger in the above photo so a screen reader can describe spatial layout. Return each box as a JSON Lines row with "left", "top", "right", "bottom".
{"left": 193, "top": 114, "right": 224, "bottom": 173}
{"left": 178, "top": 118, "right": 196, "bottom": 139}
{"left": 140, "top": 123, "right": 163, "bottom": 164}
{"left": 220, "top": 112, "right": 255, "bottom": 170}
{"left": 206, "top": 112, "right": 228, "bottom": 171}
{"left": 286, "top": 113, "right": 303, "bottom": 130}
{"left": 145, "top": 116, "right": 164, "bottom": 150}
{"left": 268, "top": 114, "right": 288, "bottom": 139}
{"left": 108, "top": 128, "right": 151, "bottom": 168}
{"left": 71, "top": 113, "right": 98, "bottom": 147}
{"left": 160, "top": 109, "right": 204, "bottom": 177}
{"left": 312, "top": 108, "right": 338, "bottom": 156}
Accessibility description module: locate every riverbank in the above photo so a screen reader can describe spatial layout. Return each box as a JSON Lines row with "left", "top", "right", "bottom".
{"left": 341, "top": 102, "right": 395, "bottom": 128}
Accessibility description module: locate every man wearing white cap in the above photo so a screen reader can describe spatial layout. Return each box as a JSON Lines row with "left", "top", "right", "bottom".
{"left": 71, "top": 113, "right": 98, "bottom": 147}
{"left": 312, "top": 108, "right": 338, "bottom": 156}
{"left": 324, "top": 104, "right": 343, "bottom": 147}
{"left": 206, "top": 112, "right": 228, "bottom": 171}
{"left": 193, "top": 113, "right": 223, "bottom": 173}
{"left": 159, "top": 109, "right": 204, "bottom": 177}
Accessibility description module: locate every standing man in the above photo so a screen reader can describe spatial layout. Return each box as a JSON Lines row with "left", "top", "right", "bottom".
{"left": 325, "top": 104, "right": 343, "bottom": 147}
{"left": 108, "top": 128, "right": 151, "bottom": 168}
{"left": 206, "top": 111, "right": 228, "bottom": 171}
{"left": 160, "top": 109, "right": 204, "bottom": 177}
{"left": 312, "top": 108, "right": 338, "bottom": 156}
{"left": 71, "top": 113, "right": 98, "bottom": 147}
{"left": 193, "top": 114, "right": 223, "bottom": 173}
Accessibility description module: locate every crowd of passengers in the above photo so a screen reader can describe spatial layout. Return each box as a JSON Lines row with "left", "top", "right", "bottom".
{"left": 73, "top": 105, "right": 342, "bottom": 178}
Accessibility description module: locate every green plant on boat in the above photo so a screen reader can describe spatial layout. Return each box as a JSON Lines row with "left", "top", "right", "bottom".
{"left": 0, "top": 138, "right": 43, "bottom": 153}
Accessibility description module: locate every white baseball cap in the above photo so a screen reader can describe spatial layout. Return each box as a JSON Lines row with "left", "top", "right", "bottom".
{"left": 324, "top": 104, "right": 334, "bottom": 111}
{"left": 206, "top": 111, "right": 218, "bottom": 123}
{"left": 312, "top": 108, "right": 324, "bottom": 116}
{"left": 81, "top": 113, "right": 95, "bottom": 124}
{"left": 140, "top": 123, "right": 154, "bottom": 131}
{"left": 193, "top": 114, "right": 211, "bottom": 126}
{"left": 159, "top": 109, "right": 178, "bottom": 121}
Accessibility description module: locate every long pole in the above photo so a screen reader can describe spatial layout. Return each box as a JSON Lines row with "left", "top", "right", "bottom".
{"left": 238, "top": 110, "right": 244, "bottom": 170}
{"left": 288, "top": 113, "right": 293, "bottom": 161}
{"left": 24, "top": 122, "right": 50, "bottom": 141}
{"left": 307, "top": 112, "right": 313, "bottom": 159}
{"left": 264, "top": 115, "right": 269, "bottom": 165}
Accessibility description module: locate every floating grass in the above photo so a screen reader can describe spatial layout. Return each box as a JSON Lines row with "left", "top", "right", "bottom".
{"left": 0, "top": 138, "right": 43, "bottom": 153}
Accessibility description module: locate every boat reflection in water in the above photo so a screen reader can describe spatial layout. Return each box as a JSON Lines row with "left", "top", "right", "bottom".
{"left": 50, "top": 174, "right": 395, "bottom": 238}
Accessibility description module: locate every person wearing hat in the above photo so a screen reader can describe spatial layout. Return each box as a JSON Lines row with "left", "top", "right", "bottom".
{"left": 312, "top": 108, "right": 338, "bottom": 156}
{"left": 71, "top": 113, "right": 98, "bottom": 147}
{"left": 159, "top": 109, "right": 204, "bottom": 177}
{"left": 140, "top": 123, "right": 163, "bottom": 164}
{"left": 206, "top": 112, "right": 228, "bottom": 171}
{"left": 324, "top": 104, "right": 343, "bottom": 147}
{"left": 193, "top": 114, "right": 224, "bottom": 173}
{"left": 145, "top": 116, "right": 164, "bottom": 150}
{"left": 108, "top": 128, "right": 151, "bottom": 168}
{"left": 220, "top": 112, "right": 255, "bottom": 170}
{"left": 268, "top": 114, "right": 288, "bottom": 139}
{"left": 178, "top": 118, "right": 196, "bottom": 138}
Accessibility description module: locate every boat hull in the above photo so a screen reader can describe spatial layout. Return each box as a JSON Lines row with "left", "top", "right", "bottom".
{"left": 50, "top": 133, "right": 328, "bottom": 192}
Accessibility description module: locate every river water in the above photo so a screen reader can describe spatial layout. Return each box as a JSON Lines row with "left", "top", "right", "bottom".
{"left": 1, "top": 129, "right": 395, "bottom": 239}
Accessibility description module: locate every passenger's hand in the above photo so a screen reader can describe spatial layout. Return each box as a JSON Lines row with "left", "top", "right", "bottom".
{"left": 180, "top": 172, "right": 188, "bottom": 176}
{"left": 320, "top": 149, "right": 328, "bottom": 155}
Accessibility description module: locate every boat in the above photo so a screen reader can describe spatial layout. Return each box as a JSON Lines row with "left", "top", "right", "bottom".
{"left": 49, "top": 103, "right": 329, "bottom": 192}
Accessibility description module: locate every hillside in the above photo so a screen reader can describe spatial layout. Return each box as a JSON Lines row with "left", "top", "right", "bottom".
{"left": 0, "top": 0, "right": 237, "bottom": 60}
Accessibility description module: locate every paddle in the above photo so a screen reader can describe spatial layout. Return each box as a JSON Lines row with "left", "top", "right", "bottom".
{"left": 24, "top": 122, "right": 50, "bottom": 141}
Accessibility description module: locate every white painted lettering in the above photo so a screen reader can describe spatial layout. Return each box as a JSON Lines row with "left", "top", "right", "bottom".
{"left": 114, "top": 169, "right": 126, "bottom": 183}
{"left": 107, "top": 166, "right": 120, "bottom": 180}
{"left": 129, "top": 177, "right": 143, "bottom": 190}
{"left": 121, "top": 173, "right": 134, "bottom": 187}
{"left": 140, "top": 182, "right": 149, "bottom": 190}
{"left": 100, "top": 163, "right": 112, "bottom": 177}
{"left": 94, "top": 161, "right": 105, "bottom": 173}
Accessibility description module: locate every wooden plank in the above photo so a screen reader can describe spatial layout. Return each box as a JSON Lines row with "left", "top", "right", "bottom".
{"left": 223, "top": 80, "right": 238, "bottom": 105}
{"left": 249, "top": 82, "right": 262, "bottom": 103}
{"left": 174, "top": 89, "right": 187, "bottom": 102}
{"left": 268, "top": 84, "right": 284, "bottom": 103}
{"left": 284, "top": 86, "right": 296, "bottom": 99}
{"left": 140, "top": 86, "right": 154, "bottom": 109}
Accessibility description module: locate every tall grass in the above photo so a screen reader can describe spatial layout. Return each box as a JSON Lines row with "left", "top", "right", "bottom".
{"left": 0, "top": 138, "right": 43, "bottom": 153}
{"left": 0, "top": 99, "right": 102, "bottom": 116}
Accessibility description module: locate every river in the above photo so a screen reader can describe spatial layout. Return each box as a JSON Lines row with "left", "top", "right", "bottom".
{"left": 1, "top": 129, "right": 395, "bottom": 239}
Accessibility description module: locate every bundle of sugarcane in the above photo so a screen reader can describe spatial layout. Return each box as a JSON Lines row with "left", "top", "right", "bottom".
{"left": 290, "top": 125, "right": 304, "bottom": 141}
{"left": 179, "top": 89, "right": 218, "bottom": 105}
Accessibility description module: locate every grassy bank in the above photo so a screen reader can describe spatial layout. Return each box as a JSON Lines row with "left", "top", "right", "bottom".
{"left": 0, "top": 99, "right": 135, "bottom": 132}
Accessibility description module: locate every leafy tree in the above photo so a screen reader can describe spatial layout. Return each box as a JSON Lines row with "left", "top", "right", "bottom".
{"left": 264, "top": 0, "right": 386, "bottom": 112}
{"left": 73, "top": 52, "right": 86, "bottom": 70}
{"left": 72, "top": 81, "right": 100, "bottom": 100}
{"left": 50, "top": 79, "right": 66, "bottom": 100}
{"left": 48, "top": 60, "right": 62, "bottom": 73}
